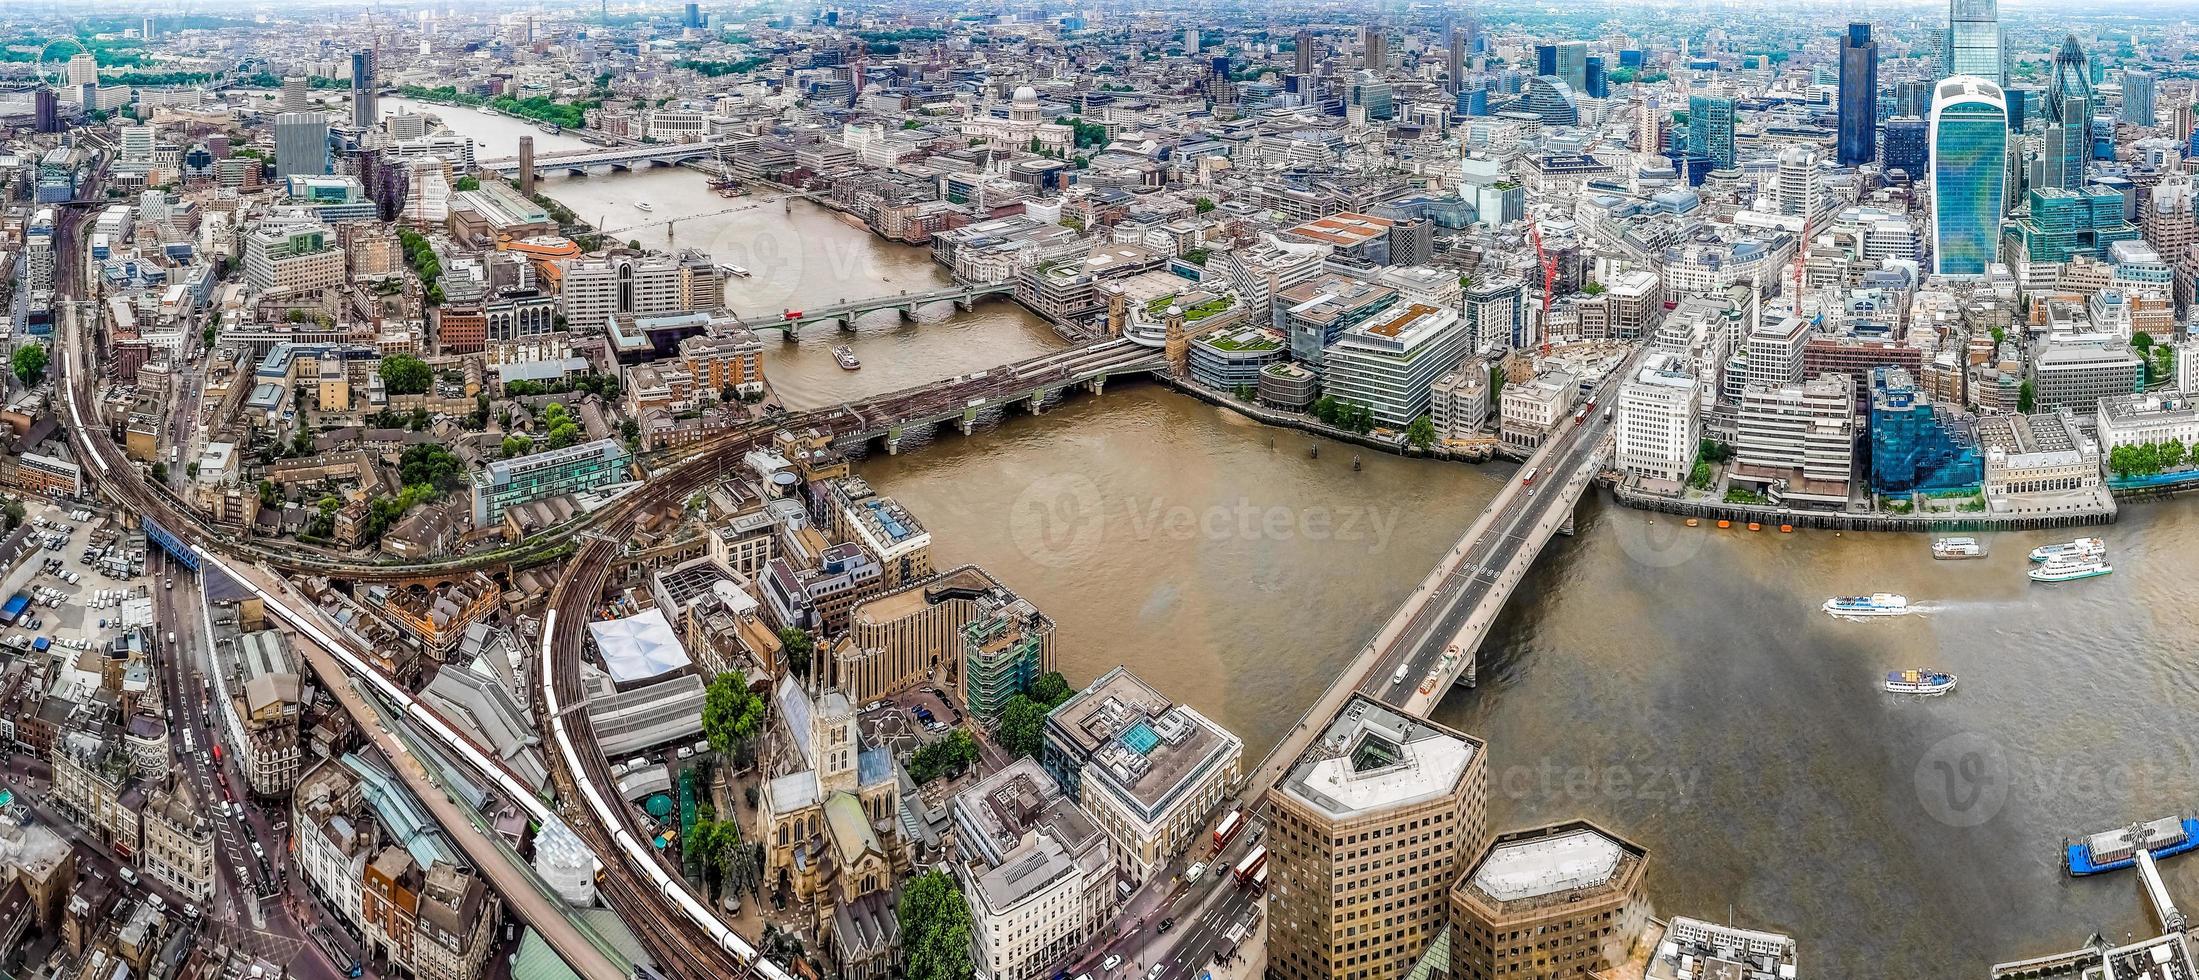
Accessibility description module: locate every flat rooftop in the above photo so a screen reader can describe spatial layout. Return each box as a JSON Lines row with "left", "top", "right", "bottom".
{"left": 1279, "top": 694, "right": 1481, "bottom": 819}
{"left": 1458, "top": 819, "right": 1647, "bottom": 916}
{"left": 1049, "top": 666, "right": 1241, "bottom": 818}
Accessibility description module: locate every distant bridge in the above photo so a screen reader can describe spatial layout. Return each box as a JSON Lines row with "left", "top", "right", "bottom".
{"left": 476, "top": 139, "right": 738, "bottom": 178}
{"left": 742, "top": 282, "right": 1016, "bottom": 337}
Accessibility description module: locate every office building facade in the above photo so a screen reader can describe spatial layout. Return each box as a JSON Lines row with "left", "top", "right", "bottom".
{"left": 1838, "top": 23, "right": 1879, "bottom": 166}
{"left": 1451, "top": 820, "right": 1651, "bottom": 980}
{"left": 1946, "top": 0, "right": 2004, "bottom": 86}
{"left": 1869, "top": 367, "right": 1984, "bottom": 494}
{"left": 1617, "top": 353, "right": 1702, "bottom": 483}
{"left": 1929, "top": 77, "right": 2008, "bottom": 276}
{"left": 1268, "top": 695, "right": 1489, "bottom": 980}
{"left": 1687, "top": 93, "right": 1737, "bottom": 169}
{"left": 275, "top": 111, "right": 331, "bottom": 179}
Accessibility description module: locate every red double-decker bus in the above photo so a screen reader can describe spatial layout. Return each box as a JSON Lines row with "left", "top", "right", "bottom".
{"left": 1233, "top": 845, "right": 1268, "bottom": 886}
{"left": 1212, "top": 809, "right": 1244, "bottom": 854}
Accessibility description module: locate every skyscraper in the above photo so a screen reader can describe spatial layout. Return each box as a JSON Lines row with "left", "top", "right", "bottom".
{"left": 1688, "top": 93, "right": 1737, "bottom": 169}
{"left": 282, "top": 75, "right": 309, "bottom": 113}
{"left": 65, "top": 52, "right": 97, "bottom": 88}
{"left": 1447, "top": 28, "right": 1466, "bottom": 95}
{"left": 1360, "top": 23, "right": 1385, "bottom": 70}
{"left": 1839, "top": 23, "right": 1879, "bottom": 166}
{"left": 350, "top": 50, "right": 377, "bottom": 128}
{"left": 2123, "top": 69, "right": 2157, "bottom": 127}
{"left": 517, "top": 135, "right": 537, "bottom": 198}
{"left": 1295, "top": 30, "right": 1315, "bottom": 75}
{"left": 275, "top": 111, "right": 331, "bottom": 179}
{"left": 1929, "top": 76, "right": 2009, "bottom": 276}
{"left": 2039, "top": 35, "right": 2093, "bottom": 192}
{"left": 1544, "top": 41, "right": 1587, "bottom": 94}
{"left": 1945, "top": 0, "right": 2003, "bottom": 86}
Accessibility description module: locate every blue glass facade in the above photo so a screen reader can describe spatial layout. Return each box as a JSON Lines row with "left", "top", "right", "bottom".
{"left": 1870, "top": 367, "right": 1983, "bottom": 495}
{"left": 1929, "top": 78, "right": 2007, "bottom": 276}
{"left": 1688, "top": 94, "right": 1737, "bottom": 169}
{"left": 1838, "top": 23, "right": 1878, "bottom": 166}
{"left": 1883, "top": 117, "right": 1928, "bottom": 173}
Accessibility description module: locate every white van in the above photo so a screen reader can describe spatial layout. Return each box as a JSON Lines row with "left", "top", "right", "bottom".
{"left": 1392, "top": 662, "right": 1410, "bottom": 686}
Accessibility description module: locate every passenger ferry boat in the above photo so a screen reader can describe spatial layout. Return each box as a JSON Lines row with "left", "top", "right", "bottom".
{"left": 2028, "top": 537, "right": 2105, "bottom": 563}
{"left": 2065, "top": 815, "right": 2199, "bottom": 876}
{"left": 1822, "top": 593, "right": 1911, "bottom": 618}
{"left": 717, "top": 263, "right": 752, "bottom": 278}
{"left": 1931, "top": 537, "right": 1986, "bottom": 560}
{"left": 634, "top": 201, "right": 655, "bottom": 213}
{"left": 2029, "top": 558, "right": 2111, "bottom": 583}
{"left": 1884, "top": 668, "right": 1956, "bottom": 696}
{"left": 833, "top": 345, "right": 861, "bottom": 371}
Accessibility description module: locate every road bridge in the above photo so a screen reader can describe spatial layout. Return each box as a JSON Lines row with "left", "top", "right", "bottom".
{"left": 742, "top": 280, "right": 1016, "bottom": 336}
{"left": 477, "top": 139, "right": 738, "bottom": 178}
{"left": 1234, "top": 346, "right": 1643, "bottom": 812}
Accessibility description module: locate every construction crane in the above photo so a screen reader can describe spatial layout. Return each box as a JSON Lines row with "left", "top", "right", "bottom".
{"left": 1526, "top": 214, "right": 1558, "bottom": 356}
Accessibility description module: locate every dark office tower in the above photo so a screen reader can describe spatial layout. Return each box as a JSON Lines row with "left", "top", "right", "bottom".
{"left": 1295, "top": 30, "right": 1315, "bottom": 75}
{"left": 1361, "top": 23, "right": 1385, "bottom": 70}
{"left": 33, "top": 87, "right": 57, "bottom": 133}
{"left": 1536, "top": 44, "right": 1557, "bottom": 79}
{"left": 1883, "top": 116, "right": 1929, "bottom": 173}
{"left": 2039, "top": 34, "right": 2093, "bottom": 191}
{"left": 518, "top": 136, "right": 536, "bottom": 198}
{"left": 1584, "top": 56, "right": 1606, "bottom": 99}
{"left": 684, "top": 2, "right": 701, "bottom": 28}
{"left": 1838, "top": 23, "right": 1878, "bottom": 166}
{"left": 350, "top": 50, "right": 377, "bottom": 128}
{"left": 1448, "top": 28, "right": 1466, "bottom": 94}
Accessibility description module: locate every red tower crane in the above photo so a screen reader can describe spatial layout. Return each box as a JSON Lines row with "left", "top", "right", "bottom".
{"left": 1527, "top": 216, "right": 1557, "bottom": 355}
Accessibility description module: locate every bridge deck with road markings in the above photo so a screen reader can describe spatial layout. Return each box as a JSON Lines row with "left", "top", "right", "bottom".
{"left": 1234, "top": 348, "right": 1644, "bottom": 812}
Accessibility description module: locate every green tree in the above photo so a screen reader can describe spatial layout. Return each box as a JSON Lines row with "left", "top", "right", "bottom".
{"left": 2018, "top": 378, "right": 2036, "bottom": 413}
{"left": 996, "top": 695, "right": 1049, "bottom": 759}
{"left": 452, "top": 175, "right": 481, "bottom": 192}
{"left": 2134, "top": 331, "right": 2155, "bottom": 355}
{"left": 379, "top": 354, "right": 432, "bottom": 395}
{"left": 907, "top": 730, "right": 980, "bottom": 784}
{"left": 2164, "top": 439, "right": 2190, "bottom": 471}
{"left": 1029, "top": 671, "right": 1074, "bottom": 707}
{"left": 1406, "top": 415, "right": 1436, "bottom": 450}
{"left": 257, "top": 479, "right": 279, "bottom": 507}
{"left": 1194, "top": 196, "right": 1216, "bottom": 214}
{"left": 2, "top": 499, "right": 25, "bottom": 530}
{"left": 1489, "top": 365, "right": 1506, "bottom": 404}
{"left": 777, "top": 627, "right": 814, "bottom": 677}
{"left": 11, "top": 344, "right": 48, "bottom": 387}
{"left": 502, "top": 434, "right": 534, "bottom": 458}
{"left": 701, "top": 671, "right": 766, "bottom": 758}
{"left": 899, "top": 870, "right": 976, "bottom": 980}
{"left": 151, "top": 462, "right": 168, "bottom": 483}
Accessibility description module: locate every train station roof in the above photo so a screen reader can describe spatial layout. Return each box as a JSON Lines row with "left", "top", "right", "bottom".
{"left": 587, "top": 608, "right": 691, "bottom": 685}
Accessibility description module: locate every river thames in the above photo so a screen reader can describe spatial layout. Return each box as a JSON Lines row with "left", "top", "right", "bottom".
{"left": 395, "top": 97, "right": 2199, "bottom": 975}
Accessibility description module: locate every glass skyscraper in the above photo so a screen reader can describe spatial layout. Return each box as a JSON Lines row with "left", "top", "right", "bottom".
{"left": 1687, "top": 93, "right": 1736, "bottom": 169}
{"left": 1839, "top": 23, "right": 1879, "bottom": 166}
{"left": 1945, "top": 0, "right": 2003, "bottom": 86}
{"left": 2039, "top": 35, "right": 2092, "bottom": 192}
{"left": 1929, "top": 76, "right": 2008, "bottom": 276}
